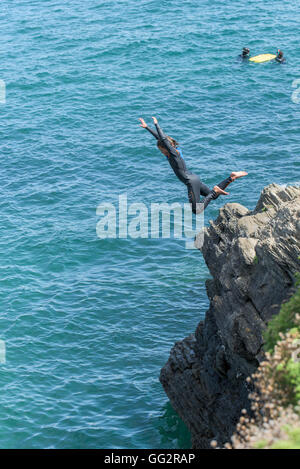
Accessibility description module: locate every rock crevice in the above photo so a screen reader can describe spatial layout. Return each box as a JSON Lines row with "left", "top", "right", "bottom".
{"left": 160, "top": 184, "right": 300, "bottom": 448}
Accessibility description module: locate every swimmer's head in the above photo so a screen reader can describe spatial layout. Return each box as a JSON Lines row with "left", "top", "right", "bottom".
{"left": 157, "top": 135, "right": 179, "bottom": 156}
{"left": 242, "top": 47, "right": 250, "bottom": 56}
{"left": 277, "top": 49, "right": 284, "bottom": 58}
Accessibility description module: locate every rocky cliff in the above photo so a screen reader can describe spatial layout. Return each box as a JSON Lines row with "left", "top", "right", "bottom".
{"left": 160, "top": 184, "right": 300, "bottom": 449}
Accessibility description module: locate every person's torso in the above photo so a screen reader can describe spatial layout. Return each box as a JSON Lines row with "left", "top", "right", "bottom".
{"left": 166, "top": 147, "right": 192, "bottom": 184}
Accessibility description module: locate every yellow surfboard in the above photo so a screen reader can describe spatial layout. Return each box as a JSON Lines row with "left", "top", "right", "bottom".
{"left": 249, "top": 53, "right": 276, "bottom": 63}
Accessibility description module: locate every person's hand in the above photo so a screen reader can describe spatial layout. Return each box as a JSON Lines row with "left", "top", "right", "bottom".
{"left": 139, "top": 118, "right": 147, "bottom": 128}
{"left": 152, "top": 116, "right": 158, "bottom": 125}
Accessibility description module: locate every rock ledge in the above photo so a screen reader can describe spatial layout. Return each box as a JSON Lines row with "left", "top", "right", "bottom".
{"left": 160, "top": 184, "right": 300, "bottom": 448}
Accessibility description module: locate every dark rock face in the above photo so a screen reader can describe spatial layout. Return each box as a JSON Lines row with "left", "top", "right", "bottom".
{"left": 160, "top": 184, "right": 300, "bottom": 449}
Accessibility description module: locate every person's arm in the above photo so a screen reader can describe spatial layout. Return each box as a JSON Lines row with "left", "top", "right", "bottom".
{"left": 139, "top": 118, "right": 159, "bottom": 140}
{"left": 152, "top": 117, "right": 179, "bottom": 157}
{"left": 146, "top": 126, "right": 159, "bottom": 140}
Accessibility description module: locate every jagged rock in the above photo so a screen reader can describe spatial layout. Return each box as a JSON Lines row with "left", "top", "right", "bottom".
{"left": 160, "top": 184, "right": 300, "bottom": 449}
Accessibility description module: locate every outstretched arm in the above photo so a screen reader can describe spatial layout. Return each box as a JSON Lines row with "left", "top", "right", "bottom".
{"left": 152, "top": 117, "right": 179, "bottom": 157}
{"left": 139, "top": 118, "right": 159, "bottom": 140}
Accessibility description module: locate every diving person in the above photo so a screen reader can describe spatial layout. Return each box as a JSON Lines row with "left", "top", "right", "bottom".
{"left": 139, "top": 117, "right": 248, "bottom": 215}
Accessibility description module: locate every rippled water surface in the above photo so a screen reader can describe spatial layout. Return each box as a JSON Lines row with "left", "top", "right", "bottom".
{"left": 0, "top": 0, "right": 299, "bottom": 448}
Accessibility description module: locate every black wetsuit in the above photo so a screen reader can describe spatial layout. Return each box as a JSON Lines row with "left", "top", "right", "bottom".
{"left": 239, "top": 53, "right": 250, "bottom": 61}
{"left": 146, "top": 123, "right": 232, "bottom": 214}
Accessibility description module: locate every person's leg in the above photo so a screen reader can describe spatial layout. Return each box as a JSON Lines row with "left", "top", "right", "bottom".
{"left": 188, "top": 172, "right": 248, "bottom": 214}
{"left": 187, "top": 176, "right": 218, "bottom": 214}
{"left": 216, "top": 176, "right": 233, "bottom": 191}
{"left": 187, "top": 178, "right": 201, "bottom": 214}
{"left": 199, "top": 181, "right": 211, "bottom": 196}
{"left": 199, "top": 174, "right": 236, "bottom": 196}
{"left": 194, "top": 171, "right": 245, "bottom": 197}
{"left": 215, "top": 171, "right": 248, "bottom": 196}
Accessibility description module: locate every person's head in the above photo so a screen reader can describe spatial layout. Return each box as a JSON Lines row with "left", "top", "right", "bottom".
{"left": 242, "top": 47, "right": 250, "bottom": 57}
{"left": 277, "top": 49, "right": 283, "bottom": 58}
{"left": 157, "top": 135, "right": 179, "bottom": 156}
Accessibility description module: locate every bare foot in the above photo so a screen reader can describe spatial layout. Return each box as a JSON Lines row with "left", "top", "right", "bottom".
{"left": 213, "top": 185, "right": 229, "bottom": 196}
{"left": 230, "top": 171, "right": 248, "bottom": 181}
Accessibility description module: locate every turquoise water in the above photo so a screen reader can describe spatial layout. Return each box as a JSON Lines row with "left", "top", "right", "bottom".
{"left": 0, "top": 0, "right": 299, "bottom": 449}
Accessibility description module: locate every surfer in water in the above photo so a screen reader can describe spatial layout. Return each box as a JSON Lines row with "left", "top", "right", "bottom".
{"left": 239, "top": 47, "right": 250, "bottom": 60}
{"left": 139, "top": 117, "right": 248, "bottom": 214}
{"left": 275, "top": 49, "right": 286, "bottom": 63}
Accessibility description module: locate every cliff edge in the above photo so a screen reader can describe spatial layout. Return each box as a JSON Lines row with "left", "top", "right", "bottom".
{"left": 160, "top": 184, "right": 300, "bottom": 449}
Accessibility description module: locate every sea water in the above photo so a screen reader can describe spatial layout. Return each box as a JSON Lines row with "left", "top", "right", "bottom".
{"left": 0, "top": 0, "right": 299, "bottom": 448}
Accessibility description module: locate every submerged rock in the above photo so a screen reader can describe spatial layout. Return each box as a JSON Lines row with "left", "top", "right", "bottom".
{"left": 160, "top": 184, "right": 300, "bottom": 449}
